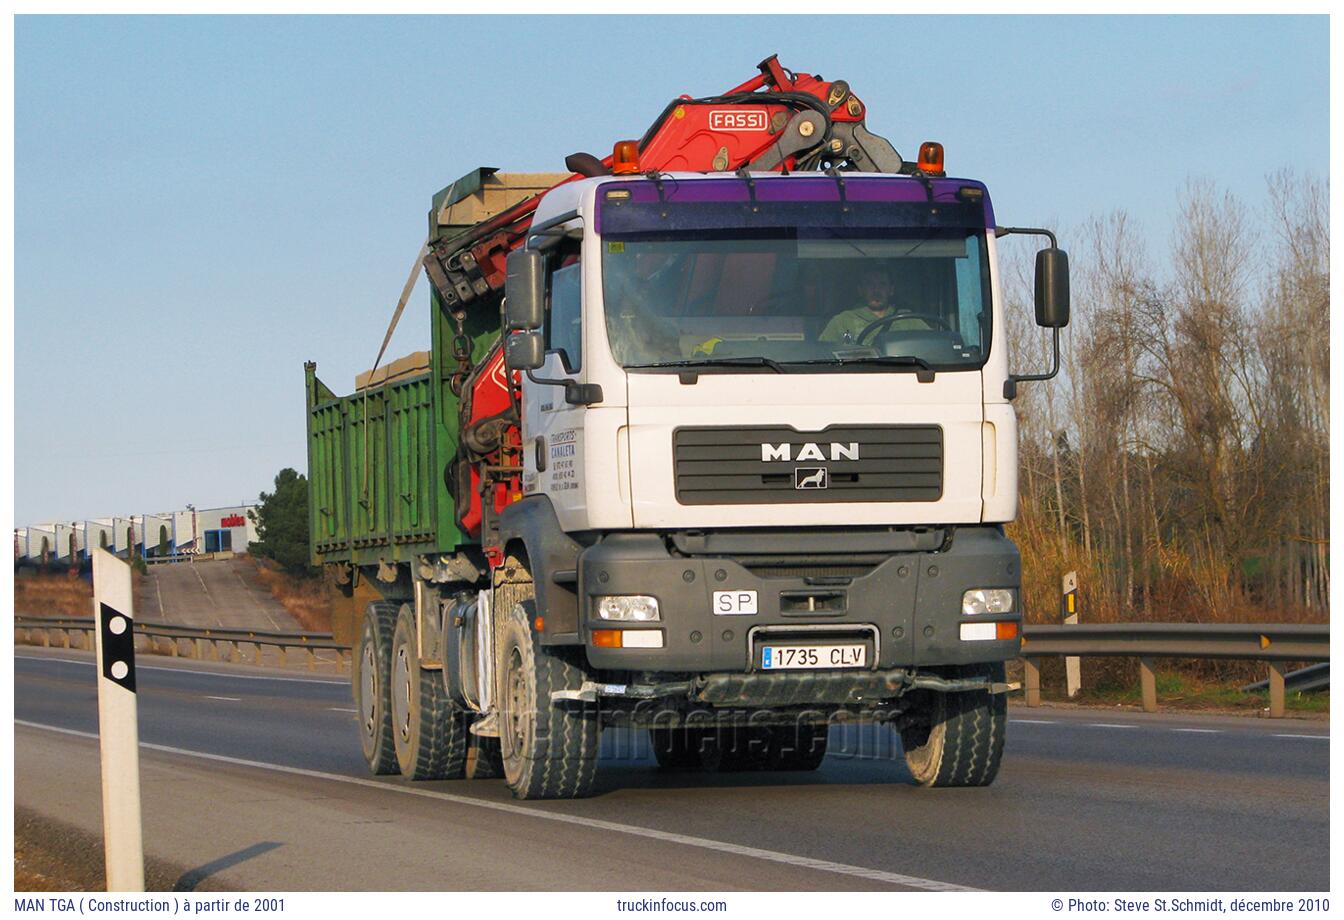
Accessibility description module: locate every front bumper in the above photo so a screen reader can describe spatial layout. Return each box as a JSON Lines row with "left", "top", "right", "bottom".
{"left": 577, "top": 525, "right": 1020, "bottom": 673}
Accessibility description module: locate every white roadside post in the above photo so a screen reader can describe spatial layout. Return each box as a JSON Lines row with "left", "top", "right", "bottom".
{"left": 1062, "top": 570, "right": 1081, "bottom": 698}
{"left": 92, "top": 548, "right": 146, "bottom": 891}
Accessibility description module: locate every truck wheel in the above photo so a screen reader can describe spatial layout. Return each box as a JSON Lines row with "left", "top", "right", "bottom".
{"left": 766, "top": 723, "right": 829, "bottom": 771}
{"left": 465, "top": 734, "right": 504, "bottom": 779}
{"left": 649, "top": 727, "right": 706, "bottom": 770}
{"left": 354, "top": 601, "right": 399, "bottom": 775}
{"left": 900, "top": 663, "right": 1006, "bottom": 787}
{"left": 391, "top": 602, "right": 468, "bottom": 780}
{"left": 497, "top": 598, "right": 600, "bottom": 799}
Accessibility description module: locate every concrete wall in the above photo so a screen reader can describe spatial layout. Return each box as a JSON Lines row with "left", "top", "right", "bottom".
{"left": 85, "top": 520, "right": 115, "bottom": 555}
{"left": 141, "top": 514, "right": 174, "bottom": 557}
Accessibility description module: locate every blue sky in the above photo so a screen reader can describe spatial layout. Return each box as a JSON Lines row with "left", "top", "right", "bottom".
{"left": 13, "top": 15, "right": 1329, "bottom": 524}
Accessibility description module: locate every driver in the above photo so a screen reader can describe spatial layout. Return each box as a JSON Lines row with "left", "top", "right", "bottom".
{"left": 819, "top": 266, "right": 937, "bottom": 344}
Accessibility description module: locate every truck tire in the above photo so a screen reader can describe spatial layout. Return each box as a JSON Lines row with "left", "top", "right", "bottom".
{"left": 649, "top": 727, "right": 706, "bottom": 770}
{"left": 354, "top": 601, "right": 399, "bottom": 775}
{"left": 465, "top": 734, "right": 504, "bottom": 779}
{"left": 900, "top": 662, "right": 1006, "bottom": 787}
{"left": 391, "top": 602, "right": 468, "bottom": 780}
{"left": 766, "top": 723, "right": 828, "bottom": 772}
{"left": 496, "top": 597, "right": 600, "bottom": 799}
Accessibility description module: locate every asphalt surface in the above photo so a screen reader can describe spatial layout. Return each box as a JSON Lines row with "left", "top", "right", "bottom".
{"left": 13, "top": 647, "right": 1330, "bottom": 891}
{"left": 136, "top": 558, "right": 296, "bottom": 629}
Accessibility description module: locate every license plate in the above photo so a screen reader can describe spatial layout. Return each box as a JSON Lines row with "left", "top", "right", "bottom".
{"left": 760, "top": 644, "right": 867, "bottom": 670}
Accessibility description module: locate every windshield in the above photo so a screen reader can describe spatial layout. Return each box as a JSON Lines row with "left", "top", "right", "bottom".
{"left": 601, "top": 226, "right": 991, "bottom": 372}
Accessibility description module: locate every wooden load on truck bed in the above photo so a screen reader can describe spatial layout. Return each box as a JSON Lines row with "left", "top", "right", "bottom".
{"left": 304, "top": 170, "right": 559, "bottom": 570}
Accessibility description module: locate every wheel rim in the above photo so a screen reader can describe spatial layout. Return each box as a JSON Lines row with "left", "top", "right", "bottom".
{"left": 360, "top": 640, "right": 378, "bottom": 738}
{"left": 393, "top": 641, "right": 413, "bottom": 742}
{"left": 506, "top": 645, "right": 528, "bottom": 757}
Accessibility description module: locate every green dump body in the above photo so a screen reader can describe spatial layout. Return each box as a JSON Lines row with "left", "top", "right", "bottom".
{"left": 305, "top": 291, "right": 498, "bottom": 567}
{"left": 305, "top": 168, "right": 564, "bottom": 568}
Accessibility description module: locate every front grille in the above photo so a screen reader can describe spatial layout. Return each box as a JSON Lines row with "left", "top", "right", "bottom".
{"left": 739, "top": 562, "right": 880, "bottom": 580}
{"left": 673, "top": 425, "right": 943, "bottom": 505}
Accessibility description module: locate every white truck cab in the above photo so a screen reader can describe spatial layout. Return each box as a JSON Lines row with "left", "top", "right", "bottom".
{"left": 489, "top": 170, "right": 1069, "bottom": 791}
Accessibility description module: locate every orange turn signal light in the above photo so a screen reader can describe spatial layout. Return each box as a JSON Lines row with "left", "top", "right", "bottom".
{"left": 533, "top": 616, "right": 545, "bottom": 632}
{"left": 996, "top": 621, "right": 1019, "bottom": 641}
{"left": 612, "top": 140, "right": 641, "bottom": 175}
{"left": 917, "top": 141, "right": 945, "bottom": 175}
{"left": 592, "top": 629, "right": 622, "bottom": 648}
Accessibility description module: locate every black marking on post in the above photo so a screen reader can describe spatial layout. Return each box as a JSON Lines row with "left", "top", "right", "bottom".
{"left": 100, "top": 602, "right": 136, "bottom": 693}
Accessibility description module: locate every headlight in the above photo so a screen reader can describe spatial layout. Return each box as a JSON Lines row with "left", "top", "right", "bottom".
{"left": 962, "top": 589, "right": 1014, "bottom": 615}
{"left": 595, "top": 595, "right": 661, "bottom": 622}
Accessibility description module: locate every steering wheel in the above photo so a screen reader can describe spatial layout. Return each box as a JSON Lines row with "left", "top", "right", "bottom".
{"left": 856, "top": 310, "right": 950, "bottom": 344}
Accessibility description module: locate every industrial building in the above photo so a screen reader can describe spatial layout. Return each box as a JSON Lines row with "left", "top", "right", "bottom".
{"left": 13, "top": 505, "right": 259, "bottom": 568}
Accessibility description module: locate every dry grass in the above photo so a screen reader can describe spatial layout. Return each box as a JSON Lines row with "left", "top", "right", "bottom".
{"left": 1010, "top": 508, "right": 1329, "bottom": 688}
{"left": 241, "top": 555, "right": 333, "bottom": 633}
{"left": 13, "top": 573, "right": 95, "bottom": 618}
{"left": 14, "top": 569, "right": 154, "bottom": 620}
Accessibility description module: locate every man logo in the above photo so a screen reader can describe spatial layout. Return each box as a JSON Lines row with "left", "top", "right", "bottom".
{"left": 761, "top": 442, "right": 859, "bottom": 462}
{"left": 794, "top": 467, "right": 829, "bottom": 490}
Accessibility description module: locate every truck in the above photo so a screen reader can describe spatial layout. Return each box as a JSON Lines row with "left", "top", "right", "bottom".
{"left": 305, "top": 56, "right": 1070, "bottom": 799}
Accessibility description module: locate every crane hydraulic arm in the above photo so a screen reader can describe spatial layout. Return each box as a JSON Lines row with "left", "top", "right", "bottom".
{"left": 421, "top": 55, "right": 906, "bottom": 316}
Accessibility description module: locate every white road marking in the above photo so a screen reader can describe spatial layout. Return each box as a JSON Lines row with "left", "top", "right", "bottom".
{"left": 15, "top": 654, "right": 346, "bottom": 686}
{"left": 189, "top": 564, "right": 217, "bottom": 626}
{"left": 16, "top": 720, "right": 977, "bottom": 892}
{"left": 205, "top": 696, "right": 241, "bottom": 702}
{"left": 1010, "top": 719, "right": 1056, "bottom": 725}
{"left": 233, "top": 567, "right": 284, "bottom": 631}
{"left": 1087, "top": 723, "right": 1137, "bottom": 729}
{"left": 1273, "top": 733, "right": 1328, "bottom": 740}
{"left": 329, "top": 707, "right": 356, "bottom": 713}
{"left": 1172, "top": 728, "right": 1221, "bottom": 734}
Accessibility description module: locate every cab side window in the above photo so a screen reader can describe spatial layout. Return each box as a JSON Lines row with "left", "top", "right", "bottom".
{"left": 548, "top": 258, "right": 582, "bottom": 373}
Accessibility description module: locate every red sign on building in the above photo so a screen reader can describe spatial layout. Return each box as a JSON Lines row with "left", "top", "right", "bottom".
{"left": 220, "top": 515, "right": 246, "bottom": 528}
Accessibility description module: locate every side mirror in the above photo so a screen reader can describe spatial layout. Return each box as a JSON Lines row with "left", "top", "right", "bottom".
{"left": 1034, "top": 248, "right": 1070, "bottom": 328}
{"left": 505, "top": 249, "right": 545, "bottom": 330}
{"left": 505, "top": 330, "right": 545, "bottom": 371}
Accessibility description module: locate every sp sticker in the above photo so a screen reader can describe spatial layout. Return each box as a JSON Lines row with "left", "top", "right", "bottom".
{"left": 713, "top": 590, "right": 758, "bottom": 616}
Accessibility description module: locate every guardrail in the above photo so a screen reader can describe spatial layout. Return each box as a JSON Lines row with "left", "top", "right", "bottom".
{"left": 15, "top": 617, "right": 1328, "bottom": 716}
{"left": 14, "top": 616, "right": 350, "bottom": 672}
{"left": 1019, "top": 623, "right": 1329, "bottom": 718}
{"left": 1242, "top": 662, "right": 1329, "bottom": 695}
{"left": 143, "top": 551, "right": 236, "bottom": 565}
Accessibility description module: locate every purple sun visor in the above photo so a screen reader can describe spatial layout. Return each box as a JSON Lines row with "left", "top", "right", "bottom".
{"left": 595, "top": 175, "right": 994, "bottom": 236}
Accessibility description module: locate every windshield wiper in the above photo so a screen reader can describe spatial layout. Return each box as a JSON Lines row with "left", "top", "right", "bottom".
{"left": 796, "top": 355, "right": 936, "bottom": 382}
{"left": 634, "top": 357, "right": 787, "bottom": 374}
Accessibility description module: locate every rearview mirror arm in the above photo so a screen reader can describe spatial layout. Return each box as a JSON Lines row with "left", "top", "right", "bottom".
{"left": 1003, "top": 327, "right": 1061, "bottom": 399}
{"left": 525, "top": 369, "right": 603, "bottom": 407}
{"left": 996, "top": 225, "right": 1065, "bottom": 399}
{"left": 995, "top": 226, "right": 1058, "bottom": 247}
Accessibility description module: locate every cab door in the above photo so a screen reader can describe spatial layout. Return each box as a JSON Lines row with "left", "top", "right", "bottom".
{"left": 521, "top": 241, "right": 589, "bottom": 527}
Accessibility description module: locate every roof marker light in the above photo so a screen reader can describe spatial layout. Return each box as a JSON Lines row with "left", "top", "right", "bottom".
{"left": 918, "top": 141, "right": 945, "bottom": 176}
{"left": 612, "top": 140, "right": 641, "bottom": 175}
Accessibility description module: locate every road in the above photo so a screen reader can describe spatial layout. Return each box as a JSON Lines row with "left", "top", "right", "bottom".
{"left": 13, "top": 647, "right": 1329, "bottom": 891}
{"left": 136, "top": 558, "right": 296, "bottom": 630}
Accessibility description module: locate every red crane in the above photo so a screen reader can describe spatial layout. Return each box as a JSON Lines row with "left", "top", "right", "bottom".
{"left": 433, "top": 56, "right": 913, "bottom": 555}
{"left": 422, "top": 55, "right": 907, "bottom": 315}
